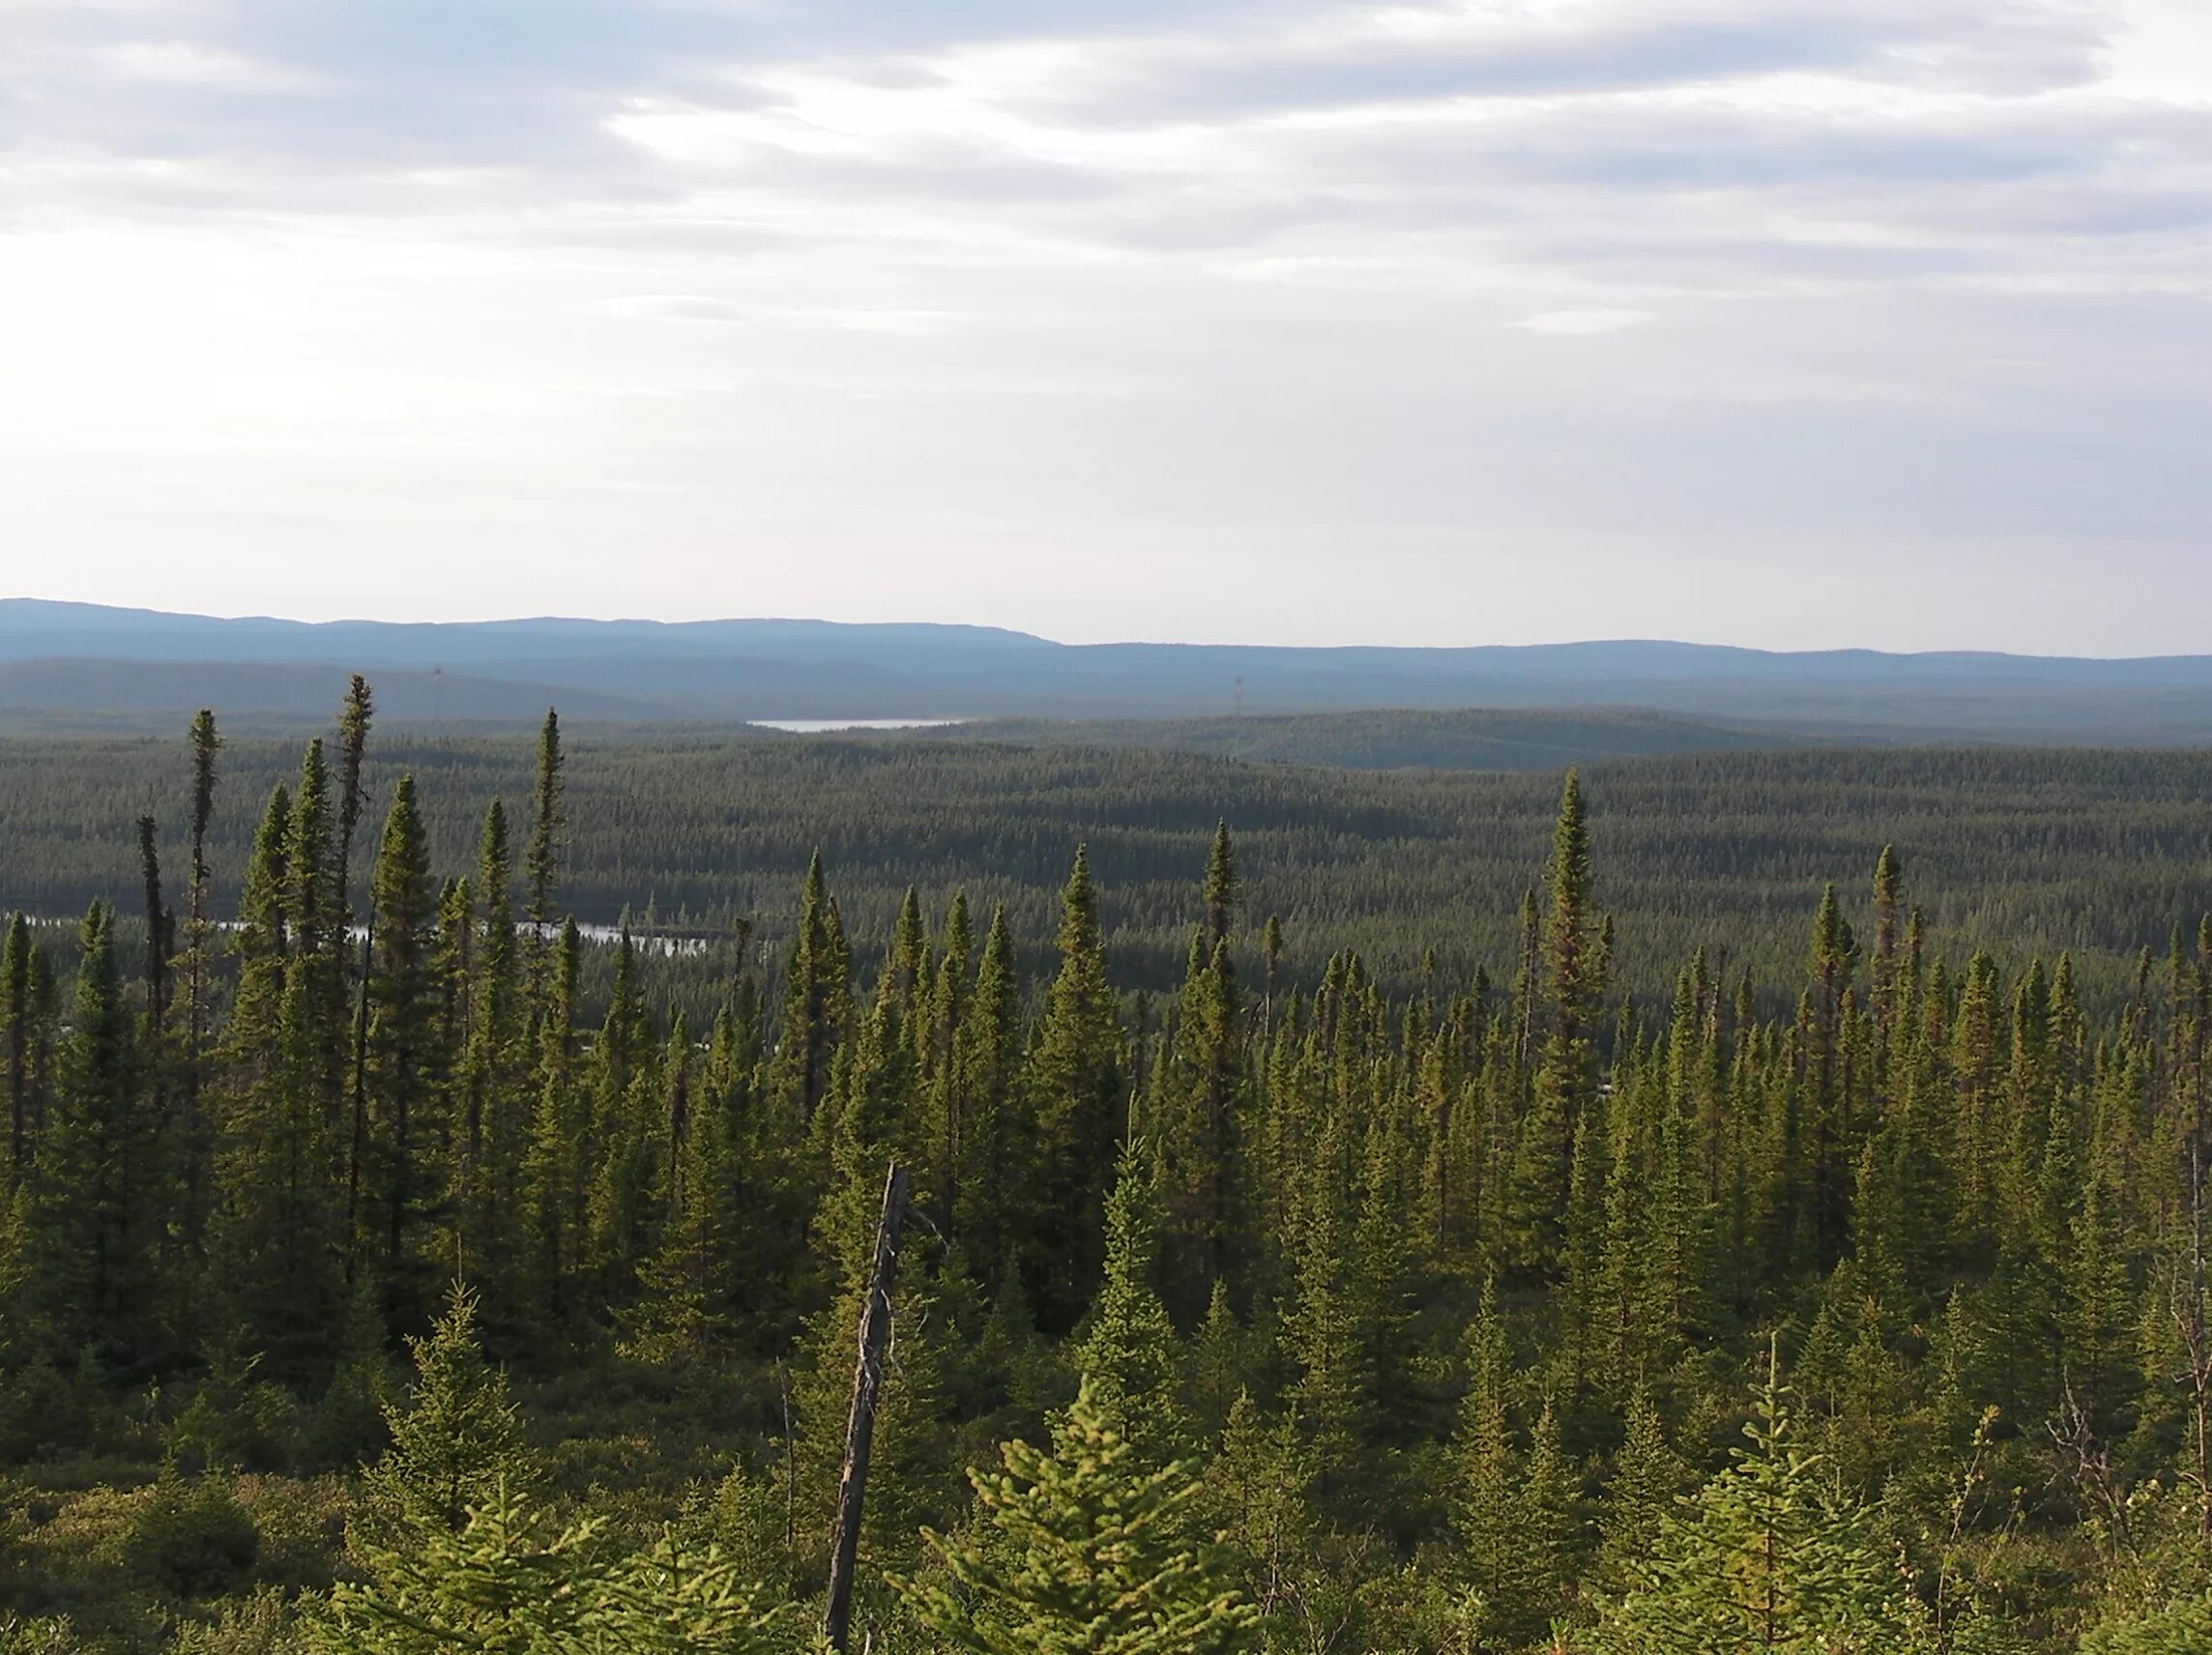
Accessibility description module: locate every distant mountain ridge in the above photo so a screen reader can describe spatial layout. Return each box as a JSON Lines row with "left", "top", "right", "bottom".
{"left": 5, "top": 599, "right": 2212, "bottom": 744}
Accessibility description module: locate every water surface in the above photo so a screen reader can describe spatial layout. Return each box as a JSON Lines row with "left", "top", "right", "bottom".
{"left": 750, "top": 717, "right": 966, "bottom": 733}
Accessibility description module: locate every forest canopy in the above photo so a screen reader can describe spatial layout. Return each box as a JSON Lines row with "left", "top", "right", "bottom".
{"left": 2, "top": 693, "right": 2212, "bottom": 1652}
{"left": 5, "top": 731, "right": 2209, "bottom": 1003}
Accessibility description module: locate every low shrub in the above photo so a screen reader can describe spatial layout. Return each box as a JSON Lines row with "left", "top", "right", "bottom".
{"left": 109, "top": 1467, "right": 260, "bottom": 1599}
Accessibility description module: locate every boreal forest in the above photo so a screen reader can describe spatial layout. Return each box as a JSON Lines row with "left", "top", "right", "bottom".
{"left": 6, "top": 687, "right": 2212, "bottom": 1654}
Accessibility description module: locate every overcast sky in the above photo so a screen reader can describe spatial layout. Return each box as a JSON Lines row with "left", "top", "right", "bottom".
{"left": 3, "top": 0, "right": 2208, "bottom": 651}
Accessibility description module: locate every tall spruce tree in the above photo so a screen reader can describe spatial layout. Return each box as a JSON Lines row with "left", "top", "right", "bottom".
{"left": 522, "top": 707, "right": 565, "bottom": 1015}
{"left": 1163, "top": 925, "right": 1245, "bottom": 1315}
{"left": 1510, "top": 769, "right": 1604, "bottom": 1280}
{"left": 1204, "top": 820, "right": 1238, "bottom": 948}
{"left": 43, "top": 901, "right": 159, "bottom": 1360}
{"left": 521, "top": 917, "right": 584, "bottom": 1335}
{"left": 362, "top": 776, "right": 443, "bottom": 1325}
{"left": 919, "top": 890, "right": 974, "bottom": 1237}
{"left": 3, "top": 913, "right": 32, "bottom": 1185}
{"left": 459, "top": 800, "right": 524, "bottom": 1302}
{"left": 1027, "top": 846, "right": 1124, "bottom": 1328}
{"left": 134, "top": 816, "right": 171, "bottom": 1036}
{"left": 769, "top": 851, "right": 847, "bottom": 1133}
{"left": 177, "top": 709, "right": 220, "bottom": 1255}
{"left": 954, "top": 903, "right": 1023, "bottom": 1283}
{"left": 331, "top": 676, "right": 375, "bottom": 945}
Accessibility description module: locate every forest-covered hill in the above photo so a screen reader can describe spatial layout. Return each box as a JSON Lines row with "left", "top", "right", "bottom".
{"left": 11, "top": 598, "right": 2212, "bottom": 739}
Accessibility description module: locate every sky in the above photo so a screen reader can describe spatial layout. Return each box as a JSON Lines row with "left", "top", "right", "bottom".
{"left": 2, "top": 0, "right": 2208, "bottom": 653}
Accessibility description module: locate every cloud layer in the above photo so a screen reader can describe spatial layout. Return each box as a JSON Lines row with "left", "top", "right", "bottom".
{"left": 1, "top": 0, "right": 2207, "bottom": 650}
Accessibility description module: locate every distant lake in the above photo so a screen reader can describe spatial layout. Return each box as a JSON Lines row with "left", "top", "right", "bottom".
{"left": 750, "top": 718, "right": 968, "bottom": 733}
{"left": 19, "top": 915, "right": 722, "bottom": 959}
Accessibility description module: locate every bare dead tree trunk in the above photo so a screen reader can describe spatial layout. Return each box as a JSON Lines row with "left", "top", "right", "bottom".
{"left": 823, "top": 1162, "right": 911, "bottom": 1653}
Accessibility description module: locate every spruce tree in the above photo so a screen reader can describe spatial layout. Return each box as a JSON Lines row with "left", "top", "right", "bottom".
{"left": 523, "top": 709, "right": 565, "bottom": 938}
{"left": 1072, "top": 1141, "right": 1190, "bottom": 1456}
{"left": 283, "top": 741, "right": 346, "bottom": 1122}
{"left": 626, "top": 1013, "right": 744, "bottom": 1366}
{"left": 520, "top": 706, "right": 565, "bottom": 1028}
{"left": 1262, "top": 914, "right": 1284, "bottom": 1032}
{"left": 1586, "top": 1355, "right": 1920, "bottom": 1654}
{"left": 1510, "top": 769, "right": 1604, "bottom": 1280}
{"left": 361, "top": 776, "right": 443, "bottom": 1322}
{"left": 587, "top": 964, "right": 665, "bottom": 1312}
{"left": 768, "top": 851, "right": 847, "bottom": 1132}
{"left": 3, "top": 913, "right": 31, "bottom": 1184}
{"left": 919, "top": 889, "right": 975, "bottom": 1237}
{"left": 1951, "top": 950, "right": 2004, "bottom": 1246}
{"left": 521, "top": 918, "right": 584, "bottom": 1334}
{"left": 1287, "top": 1147, "right": 1368, "bottom": 1502}
{"left": 320, "top": 1480, "right": 789, "bottom": 1655}
{"left": 1186, "top": 1279, "right": 1250, "bottom": 1439}
{"left": 1350, "top": 1094, "right": 1417, "bottom": 1442}
{"left": 1595, "top": 1383, "right": 1688, "bottom": 1596}
{"left": 357, "top": 1283, "right": 535, "bottom": 1543}
{"left": 1027, "top": 846, "right": 1124, "bottom": 1328}
{"left": 1204, "top": 820, "right": 1238, "bottom": 948}
{"left": 178, "top": 708, "right": 221, "bottom": 1256}
{"left": 1164, "top": 926, "right": 1245, "bottom": 1313}
{"left": 225, "top": 782, "right": 292, "bottom": 1112}
{"left": 1517, "top": 1394, "right": 1582, "bottom": 1636}
{"left": 895, "top": 1379, "right": 1255, "bottom": 1655}
{"left": 1447, "top": 1289, "right": 1588, "bottom": 1647}
{"left": 955, "top": 904, "right": 1023, "bottom": 1281}
{"left": 134, "top": 814, "right": 171, "bottom": 1035}
{"left": 1206, "top": 1389, "right": 1318, "bottom": 1636}
{"left": 1804, "top": 881, "right": 1859, "bottom": 1262}
{"left": 1871, "top": 845, "right": 1904, "bottom": 1044}
{"left": 331, "top": 676, "right": 375, "bottom": 944}
{"left": 459, "top": 800, "right": 524, "bottom": 1302}
{"left": 213, "top": 775, "right": 341, "bottom": 1366}
{"left": 43, "top": 901, "right": 158, "bottom": 1359}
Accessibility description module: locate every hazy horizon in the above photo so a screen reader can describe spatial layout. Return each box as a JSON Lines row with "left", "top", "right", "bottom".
{"left": 9, "top": 595, "right": 2212, "bottom": 662}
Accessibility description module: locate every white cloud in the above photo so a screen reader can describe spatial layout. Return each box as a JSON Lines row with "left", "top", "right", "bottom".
{"left": 1514, "top": 307, "right": 1653, "bottom": 334}
{"left": 101, "top": 41, "right": 311, "bottom": 91}
{"left": 0, "top": 0, "right": 2208, "bottom": 650}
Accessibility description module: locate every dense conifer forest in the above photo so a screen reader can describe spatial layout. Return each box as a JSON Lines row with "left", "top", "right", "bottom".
{"left": 7, "top": 732, "right": 2211, "bottom": 1003}
{"left": 5, "top": 693, "right": 2212, "bottom": 1652}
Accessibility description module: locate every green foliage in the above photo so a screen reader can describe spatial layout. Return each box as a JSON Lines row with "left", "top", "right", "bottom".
{"left": 169, "top": 1585, "right": 303, "bottom": 1655}
{"left": 312, "top": 1480, "right": 791, "bottom": 1655}
{"left": 1585, "top": 1361, "right": 1921, "bottom": 1654}
{"left": 1593, "top": 1385, "right": 1686, "bottom": 1596}
{"left": 894, "top": 1379, "right": 1256, "bottom": 1655}
{"left": 12, "top": 734, "right": 2211, "bottom": 1001}
{"left": 15, "top": 711, "right": 2212, "bottom": 1652}
{"left": 0, "top": 1616, "right": 95, "bottom": 1655}
{"left": 1070, "top": 1142, "right": 1189, "bottom": 1456}
{"left": 110, "top": 1464, "right": 261, "bottom": 1599}
{"left": 1026, "top": 847, "right": 1125, "bottom": 1328}
{"left": 2079, "top": 1592, "right": 2212, "bottom": 1655}
{"left": 356, "top": 1285, "right": 533, "bottom": 1544}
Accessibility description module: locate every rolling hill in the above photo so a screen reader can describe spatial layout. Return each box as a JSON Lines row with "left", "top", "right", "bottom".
{"left": 7, "top": 599, "right": 2212, "bottom": 743}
